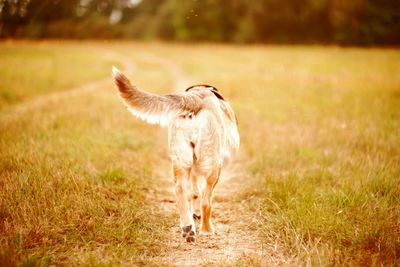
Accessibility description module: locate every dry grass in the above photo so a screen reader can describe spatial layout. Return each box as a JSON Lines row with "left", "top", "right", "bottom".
{"left": 1, "top": 41, "right": 399, "bottom": 265}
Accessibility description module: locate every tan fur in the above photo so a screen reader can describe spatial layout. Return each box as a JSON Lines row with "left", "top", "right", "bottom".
{"left": 112, "top": 67, "right": 240, "bottom": 242}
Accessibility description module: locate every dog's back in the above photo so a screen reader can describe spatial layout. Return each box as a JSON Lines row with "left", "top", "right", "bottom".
{"left": 168, "top": 94, "right": 237, "bottom": 177}
{"left": 112, "top": 68, "right": 239, "bottom": 174}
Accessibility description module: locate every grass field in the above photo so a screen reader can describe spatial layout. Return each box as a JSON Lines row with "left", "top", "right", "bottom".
{"left": 0, "top": 41, "right": 399, "bottom": 266}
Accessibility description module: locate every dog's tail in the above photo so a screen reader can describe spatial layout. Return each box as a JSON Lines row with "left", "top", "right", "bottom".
{"left": 112, "top": 67, "right": 201, "bottom": 127}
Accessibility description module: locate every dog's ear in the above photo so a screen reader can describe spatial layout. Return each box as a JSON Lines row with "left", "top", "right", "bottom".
{"left": 185, "top": 85, "right": 195, "bottom": 92}
{"left": 210, "top": 89, "right": 224, "bottom": 100}
{"left": 205, "top": 86, "right": 224, "bottom": 100}
{"left": 185, "top": 84, "right": 225, "bottom": 100}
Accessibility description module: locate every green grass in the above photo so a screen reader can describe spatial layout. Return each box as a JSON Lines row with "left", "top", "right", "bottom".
{"left": 0, "top": 41, "right": 122, "bottom": 107}
{"left": 1, "top": 41, "right": 399, "bottom": 265}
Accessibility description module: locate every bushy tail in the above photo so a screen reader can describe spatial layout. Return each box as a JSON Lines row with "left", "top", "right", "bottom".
{"left": 112, "top": 67, "right": 201, "bottom": 127}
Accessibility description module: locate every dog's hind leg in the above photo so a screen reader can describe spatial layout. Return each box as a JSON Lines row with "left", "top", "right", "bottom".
{"left": 173, "top": 163, "right": 196, "bottom": 242}
{"left": 191, "top": 174, "right": 202, "bottom": 220}
{"left": 200, "top": 166, "right": 221, "bottom": 236}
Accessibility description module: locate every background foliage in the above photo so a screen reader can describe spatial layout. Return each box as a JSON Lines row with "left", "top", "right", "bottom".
{"left": 1, "top": 0, "right": 399, "bottom": 45}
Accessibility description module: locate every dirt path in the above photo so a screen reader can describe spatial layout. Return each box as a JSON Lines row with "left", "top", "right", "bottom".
{"left": 148, "top": 156, "right": 277, "bottom": 266}
{"left": 142, "top": 53, "right": 285, "bottom": 266}
{"left": 138, "top": 52, "right": 194, "bottom": 92}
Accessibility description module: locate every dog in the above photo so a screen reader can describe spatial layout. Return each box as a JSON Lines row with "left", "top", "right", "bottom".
{"left": 112, "top": 67, "right": 239, "bottom": 242}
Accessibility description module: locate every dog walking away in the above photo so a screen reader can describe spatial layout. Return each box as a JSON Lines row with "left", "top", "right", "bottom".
{"left": 112, "top": 67, "right": 240, "bottom": 243}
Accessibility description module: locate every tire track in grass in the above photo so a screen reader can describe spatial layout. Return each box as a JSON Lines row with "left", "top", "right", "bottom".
{"left": 139, "top": 52, "right": 287, "bottom": 266}
{"left": 0, "top": 51, "right": 135, "bottom": 119}
{"left": 138, "top": 52, "right": 194, "bottom": 92}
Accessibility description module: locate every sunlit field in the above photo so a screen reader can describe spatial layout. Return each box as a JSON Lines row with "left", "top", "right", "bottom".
{"left": 1, "top": 41, "right": 399, "bottom": 266}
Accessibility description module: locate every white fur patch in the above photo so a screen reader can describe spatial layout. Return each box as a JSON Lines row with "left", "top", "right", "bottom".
{"left": 112, "top": 66, "right": 122, "bottom": 78}
{"left": 126, "top": 106, "right": 179, "bottom": 127}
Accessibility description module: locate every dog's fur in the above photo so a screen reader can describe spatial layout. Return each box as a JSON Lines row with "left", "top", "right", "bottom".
{"left": 112, "top": 67, "right": 239, "bottom": 242}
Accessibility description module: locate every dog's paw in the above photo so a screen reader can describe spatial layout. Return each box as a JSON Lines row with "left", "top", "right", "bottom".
{"left": 181, "top": 225, "right": 196, "bottom": 243}
{"left": 199, "top": 229, "right": 214, "bottom": 236}
{"left": 199, "top": 223, "right": 214, "bottom": 236}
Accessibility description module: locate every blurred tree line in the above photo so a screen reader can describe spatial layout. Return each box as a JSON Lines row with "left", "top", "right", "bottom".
{"left": 1, "top": 0, "right": 399, "bottom": 45}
